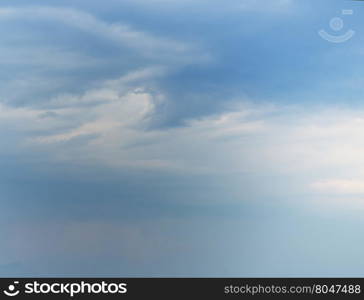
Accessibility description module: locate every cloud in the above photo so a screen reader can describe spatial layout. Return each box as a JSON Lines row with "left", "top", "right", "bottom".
{"left": 4, "top": 80, "right": 364, "bottom": 181}
{"left": 6, "top": 99, "right": 364, "bottom": 212}
{"left": 0, "top": 6, "right": 194, "bottom": 58}
{"left": 0, "top": 6, "right": 209, "bottom": 108}
{"left": 0, "top": 3, "right": 361, "bottom": 211}
{"left": 311, "top": 179, "right": 364, "bottom": 195}
{"left": 16, "top": 95, "right": 268, "bottom": 172}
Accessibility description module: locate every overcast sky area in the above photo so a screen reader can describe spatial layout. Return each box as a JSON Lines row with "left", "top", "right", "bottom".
{"left": 2, "top": 0, "right": 364, "bottom": 276}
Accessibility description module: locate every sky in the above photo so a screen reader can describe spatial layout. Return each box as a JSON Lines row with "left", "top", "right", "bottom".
{"left": 2, "top": 0, "right": 364, "bottom": 276}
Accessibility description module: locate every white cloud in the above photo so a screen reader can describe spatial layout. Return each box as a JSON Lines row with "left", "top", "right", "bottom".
{"left": 4, "top": 86, "right": 364, "bottom": 178}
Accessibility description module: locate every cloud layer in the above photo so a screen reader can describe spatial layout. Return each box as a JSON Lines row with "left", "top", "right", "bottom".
{"left": 2, "top": 0, "right": 364, "bottom": 277}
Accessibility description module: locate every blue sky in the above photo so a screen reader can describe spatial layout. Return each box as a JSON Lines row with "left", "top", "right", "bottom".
{"left": 2, "top": 0, "right": 364, "bottom": 276}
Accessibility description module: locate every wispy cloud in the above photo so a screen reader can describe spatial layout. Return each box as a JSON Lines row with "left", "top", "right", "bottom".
{"left": 0, "top": 7, "right": 194, "bottom": 58}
